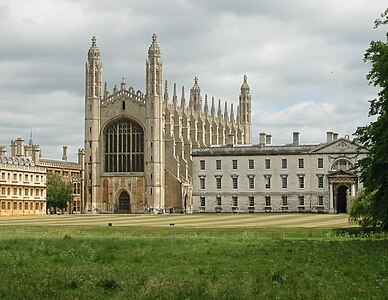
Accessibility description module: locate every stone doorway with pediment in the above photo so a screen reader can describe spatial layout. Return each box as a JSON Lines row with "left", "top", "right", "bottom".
{"left": 328, "top": 170, "right": 358, "bottom": 214}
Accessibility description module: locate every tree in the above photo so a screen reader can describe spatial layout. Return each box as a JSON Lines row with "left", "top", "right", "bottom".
{"left": 46, "top": 172, "right": 73, "bottom": 213}
{"left": 352, "top": 9, "right": 388, "bottom": 230}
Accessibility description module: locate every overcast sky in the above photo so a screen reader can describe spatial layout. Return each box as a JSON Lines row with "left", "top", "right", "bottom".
{"left": 0, "top": 0, "right": 386, "bottom": 160}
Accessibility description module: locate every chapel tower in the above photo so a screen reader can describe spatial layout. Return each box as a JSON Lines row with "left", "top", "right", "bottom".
{"left": 145, "top": 34, "right": 165, "bottom": 211}
{"left": 239, "top": 75, "right": 252, "bottom": 144}
{"left": 84, "top": 36, "right": 102, "bottom": 212}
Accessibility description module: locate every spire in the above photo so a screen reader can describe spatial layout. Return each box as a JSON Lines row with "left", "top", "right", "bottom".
{"left": 146, "top": 33, "right": 163, "bottom": 97}
{"left": 121, "top": 77, "right": 126, "bottom": 90}
{"left": 87, "top": 36, "right": 100, "bottom": 61}
{"left": 148, "top": 33, "right": 161, "bottom": 58}
{"left": 29, "top": 131, "right": 33, "bottom": 146}
{"left": 241, "top": 74, "right": 250, "bottom": 92}
{"left": 230, "top": 103, "right": 235, "bottom": 122}
{"left": 181, "top": 86, "right": 186, "bottom": 109}
{"left": 217, "top": 99, "right": 222, "bottom": 117}
{"left": 86, "top": 36, "right": 102, "bottom": 99}
{"left": 238, "top": 75, "right": 252, "bottom": 144}
{"left": 236, "top": 105, "right": 240, "bottom": 123}
{"left": 190, "top": 77, "right": 202, "bottom": 112}
{"left": 204, "top": 94, "right": 209, "bottom": 115}
{"left": 211, "top": 97, "right": 215, "bottom": 116}
{"left": 172, "top": 83, "right": 178, "bottom": 107}
{"left": 224, "top": 101, "right": 229, "bottom": 121}
{"left": 164, "top": 80, "right": 169, "bottom": 103}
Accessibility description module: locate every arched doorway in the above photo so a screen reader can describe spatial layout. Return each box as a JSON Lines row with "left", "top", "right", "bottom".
{"left": 118, "top": 191, "right": 131, "bottom": 214}
{"left": 337, "top": 185, "right": 348, "bottom": 213}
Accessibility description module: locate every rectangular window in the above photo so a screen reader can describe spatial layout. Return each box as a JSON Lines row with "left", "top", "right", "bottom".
{"left": 282, "top": 158, "right": 287, "bottom": 169}
{"left": 318, "top": 195, "right": 324, "bottom": 206}
{"left": 248, "top": 177, "right": 255, "bottom": 189}
{"left": 200, "top": 160, "right": 205, "bottom": 170}
{"left": 265, "top": 176, "right": 271, "bottom": 189}
{"left": 232, "top": 159, "right": 238, "bottom": 170}
{"left": 13, "top": 174, "right": 17, "bottom": 181}
{"left": 248, "top": 159, "right": 254, "bottom": 170}
{"left": 265, "top": 196, "right": 271, "bottom": 207}
{"left": 216, "top": 160, "right": 221, "bottom": 170}
{"left": 299, "top": 176, "right": 305, "bottom": 189}
{"left": 282, "top": 176, "right": 288, "bottom": 189}
{"left": 318, "top": 158, "right": 324, "bottom": 169}
{"left": 232, "top": 196, "right": 238, "bottom": 207}
{"left": 299, "top": 158, "right": 304, "bottom": 169}
{"left": 318, "top": 176, "right": 324, "bottom": 189}
{"left": 216, "top": 196, "right": 222, "bottom": 206}
{"left": 299, "top": 196, "right": 305, "bottom": 206}
{"left": 265, "top": 159, "right": 271, "bottom": 169}
{"left": 282, "top": 196, "right": 288, "bottom": 206}
{"left": 248, "top": 196, "right": 255, "bottom": 207}
{"left": 232, "top": 177, "right": 238, "bottom": 189}
{"left": 200, "top": 177, "right": 205, "bottom": 190}
{"left": 216, "top": 177, "right": 222, "bottom": 190}
{"left": 200, "top": 196, "right": 205, "bottom": 207}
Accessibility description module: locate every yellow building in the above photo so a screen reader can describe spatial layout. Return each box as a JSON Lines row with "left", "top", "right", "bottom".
{"left": 0, "top": 151, "right": 46, "bottom": 216}
{"left": 1, "top": 138, "right": 84, "bottom": 214}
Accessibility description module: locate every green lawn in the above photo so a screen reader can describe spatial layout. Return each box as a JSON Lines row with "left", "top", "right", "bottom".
{"left": 0, "top": 227, "right": 387, "bottom": 299}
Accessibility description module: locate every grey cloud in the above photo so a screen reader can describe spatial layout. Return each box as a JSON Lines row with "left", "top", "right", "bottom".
{"left": 0, "top": 0, "right": 386, "bottom": 157}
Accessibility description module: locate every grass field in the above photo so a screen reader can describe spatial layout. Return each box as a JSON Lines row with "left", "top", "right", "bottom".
{"left": 0, "top": 214, "right": 387, "bottom": 299}
{"left": 0, "top": 212, "right": 354, "bottom": 228}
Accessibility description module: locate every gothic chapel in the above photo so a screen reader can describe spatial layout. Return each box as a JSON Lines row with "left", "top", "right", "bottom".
{"left": 84, "top": 34, "right": 252, "bottom": 213}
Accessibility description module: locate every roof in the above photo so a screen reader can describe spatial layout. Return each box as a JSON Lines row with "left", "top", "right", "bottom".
{"left": 192, "top": 137, "right": 367, "bottom": 157}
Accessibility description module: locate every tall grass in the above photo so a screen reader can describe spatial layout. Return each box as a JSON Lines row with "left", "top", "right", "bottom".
{"left": 0, "top": 228, "right": 386, "bottom": 299}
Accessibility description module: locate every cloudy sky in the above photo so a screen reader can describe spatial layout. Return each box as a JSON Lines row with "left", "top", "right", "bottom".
{"left": 0, "top": 0, "right": 386, "bottom": 160}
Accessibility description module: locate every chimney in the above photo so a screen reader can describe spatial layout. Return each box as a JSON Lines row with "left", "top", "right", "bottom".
{"left": 292, "top": 132, "right": 300, "bottom": 146}
{"left": 15, "top": 138, "right": 25, "bottom": 157}
{"left": 226, "top": 134, "right": 235, "bottom": 146}
{"left": 333, "top": 133, "right": 338, "bottom": 141}
{"left": 265, "top": 134, "right": 272, "bottom": 145}
{"left": 77, "top": 148, "right": 85, "bottom": 165}
{"left": 326, "top": 131, "right": 334, "bottom": 143}
{"left": 62, "top": 146, "right": 68, "bottom": 161}
{"left": 10, "top": 140, "right": 16, "bottom": 157}
{"left": 259, "top": 132, "right": 266, "bottom": 146}
{"left": 0, "top": 146, "right": 6, "bottom": 156}
{"left": 31, "top": 145, "right": 41, "bottom": 164}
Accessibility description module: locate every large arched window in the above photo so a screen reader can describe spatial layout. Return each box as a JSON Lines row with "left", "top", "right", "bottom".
{"left": 331, "top": 159, "right": 353, "bottom": 171}
{"left": 105, "top": 119, "right": 144, "bottom": 173}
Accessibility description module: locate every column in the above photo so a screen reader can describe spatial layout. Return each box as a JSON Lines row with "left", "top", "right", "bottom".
{"left": 329, "top": 183, "right": 334, "bottom": 213}
{"left": 351, "top": 182, "right": 356, "bottom": 197}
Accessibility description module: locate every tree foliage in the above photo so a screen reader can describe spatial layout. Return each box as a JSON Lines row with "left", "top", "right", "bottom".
{"left": 46, "top": 172, "right": 73, "bottom": 211}
{"left": 353, "top": 9, "right": 388, "bottom": 230}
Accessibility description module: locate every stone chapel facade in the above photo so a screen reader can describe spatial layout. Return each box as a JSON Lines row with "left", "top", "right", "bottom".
{"left": 84, "top": 35, "right": 252, "bottom": 213}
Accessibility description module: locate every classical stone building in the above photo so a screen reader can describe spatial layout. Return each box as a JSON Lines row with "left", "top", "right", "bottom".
{"left": 84, "top": 35, "right": 252, "bottom": 213}
{"left": 0, "top": 146, "right": 46, "bottom": 216}
{"left": 192, "top": 132, "right": 367, "bottom": 214}
{"left": 0, "top": 138, "right": 83, "bottom": 214}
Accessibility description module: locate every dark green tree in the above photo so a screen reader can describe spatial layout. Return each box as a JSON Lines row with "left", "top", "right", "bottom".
{"left": 46, "top": 172, "right": 73, "bottom": 213}
{"left": 352, "top": 9, "right": 388, "bottom": 230}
